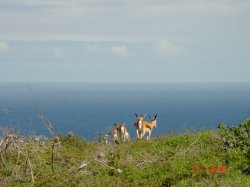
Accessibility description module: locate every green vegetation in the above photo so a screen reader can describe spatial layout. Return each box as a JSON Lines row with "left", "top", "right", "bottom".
{"left": 0, "top": 120, "right": 250, "bottom": 186}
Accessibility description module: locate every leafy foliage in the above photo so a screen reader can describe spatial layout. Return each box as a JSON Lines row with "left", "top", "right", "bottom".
{"left": 218, "top": 119, "right": 250, "bottom": 175}
{"left": 218, "top": 119, "right": 250, "bottom": 150}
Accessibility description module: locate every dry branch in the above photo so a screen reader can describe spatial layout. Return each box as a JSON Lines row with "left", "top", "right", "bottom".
{"left": 182, "top": 137, "right": 200, "bottom": 155}
{"left": 25, "top": 150, "right": 34, "bottom": 183}
{"left": 27, "top": 86, "right": 56, "bottom": 137}
{"left": 93, "top": 157, "right": 122, "bottom": 174}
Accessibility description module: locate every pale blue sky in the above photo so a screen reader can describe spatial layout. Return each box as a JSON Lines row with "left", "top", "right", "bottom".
{"left": 0, "top": 0, "right": 249, "bottom": 82}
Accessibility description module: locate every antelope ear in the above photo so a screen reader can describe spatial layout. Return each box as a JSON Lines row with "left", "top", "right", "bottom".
{"left": 135, "top": 113, "right": 138, "bottom": 117}
{"left": 114, "top": 123, "right": 117, "bottom": 126}
{"left": 154, "top": 114, "right": 158, "bottom": 119}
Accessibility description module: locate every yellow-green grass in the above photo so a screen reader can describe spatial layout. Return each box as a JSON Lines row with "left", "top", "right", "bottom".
{"left": 0, "top": 131, "right": 249, "bottom": 187}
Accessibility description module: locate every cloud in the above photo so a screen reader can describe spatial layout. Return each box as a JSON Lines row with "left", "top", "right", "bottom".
{"left": 0, "top": 0, "right": 249, "bottom": 43}
{"left": 86, "top": 44, "right": 108, "bottom": 55}
{"left": 111, "top": 46, "right": 128, "bottom": 57}
{"left": 0, "top": 41, "right": 10, "bottom": 54}
{"left": 53, "top": 48, "right": 66, "bottom": 58}
{"left": 86, "top": 44, "right": 99, "bottom": 53}
{"left": 6, "top": 0, "right": 75, "bottom": 7}
{"left": 153, "top": 39, "right": 182, "bottom": 57}
{"left": 86, "top": 44, "right": 128, "bottom": 57}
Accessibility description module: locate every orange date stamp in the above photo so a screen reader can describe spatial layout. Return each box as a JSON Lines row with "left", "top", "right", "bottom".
{"left": 192, "top": 166, "right": 227, "bottom": 173}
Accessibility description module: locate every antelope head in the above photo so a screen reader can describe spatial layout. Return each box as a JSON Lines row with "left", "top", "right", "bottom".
{"left": 148, "top": 114, "right": 158, "bottom": 127}
{"left": 135, "top": 113, "right": 146, "bottom": 123}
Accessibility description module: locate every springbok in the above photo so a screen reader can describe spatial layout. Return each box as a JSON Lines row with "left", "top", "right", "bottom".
{"left": 113, "top": 123, "right": 130, "bottom": 143}
{"left": 134, "top": 114, "right": 158, "bottom": 140}
{"left": 134, "top": 113, "right": 146, "bottom": 139}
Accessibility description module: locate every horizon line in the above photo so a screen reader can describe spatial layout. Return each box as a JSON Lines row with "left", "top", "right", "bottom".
{"left": 0, "top": 81, "right": 250, "bottom": 84}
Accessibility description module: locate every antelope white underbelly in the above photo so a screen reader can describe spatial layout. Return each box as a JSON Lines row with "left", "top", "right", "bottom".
{"left": 138, "top": 121, "right": 142, "bottom": 132}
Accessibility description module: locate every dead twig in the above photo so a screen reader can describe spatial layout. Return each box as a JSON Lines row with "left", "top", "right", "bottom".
{"left": 27, "top": 86, "right": 56, "bottom": 137}
{"left": 68, "top": 161, "right": 91, "bottom": 173}
{"left": 136, "top": 160, "right": 153, "bottom": 168}
{"left": 25, "top": 150, "right": 34, "bottom": 183}
{"left": 93, "top": 157, "right": 122, "bottom": 174}
{"left": 51, "top": 143, "right": 55, "bottom": 172}
{"left": 51, "top": 136, "right": 60, "bottom": 172}
{"left": 182, "top": 137, "right": 200, "bottom": 155}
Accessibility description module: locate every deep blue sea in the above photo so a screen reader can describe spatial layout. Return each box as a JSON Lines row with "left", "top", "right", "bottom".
{"left": 0, "top": 83, "right": 250, "bottom": 140}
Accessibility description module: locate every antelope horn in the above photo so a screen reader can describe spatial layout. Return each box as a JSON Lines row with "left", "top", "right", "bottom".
{"left": 148, "top": 114, "right": 152, "bottom": 120}
{"left": 114, "top": 123, "right": 117, "bottom": 126}
{"left": 154, "top": 114, "right": 158, "bottom": 119}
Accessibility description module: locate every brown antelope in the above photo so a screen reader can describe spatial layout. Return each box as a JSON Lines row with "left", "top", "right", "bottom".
{"left": 134, "top": 114, "right": 158, "bottom": 140}
{"left": 134, "top": 113, "right": 146, "bottom": 139}
{"left": 113, "top": 123, "right": 130, "bottom": 143}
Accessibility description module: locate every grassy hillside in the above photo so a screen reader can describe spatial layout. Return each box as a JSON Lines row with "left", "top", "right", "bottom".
{"left": 0, "top": 125, "right": 249, "bottom": 186}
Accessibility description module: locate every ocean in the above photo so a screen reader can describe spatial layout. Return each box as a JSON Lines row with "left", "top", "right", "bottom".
{"left": 0, "top": 82, "right": 250, "bottom": 140}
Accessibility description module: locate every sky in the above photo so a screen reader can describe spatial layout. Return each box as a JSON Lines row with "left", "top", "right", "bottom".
{"left": 0, "top": 0, "right": 250, "bottom": 82}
